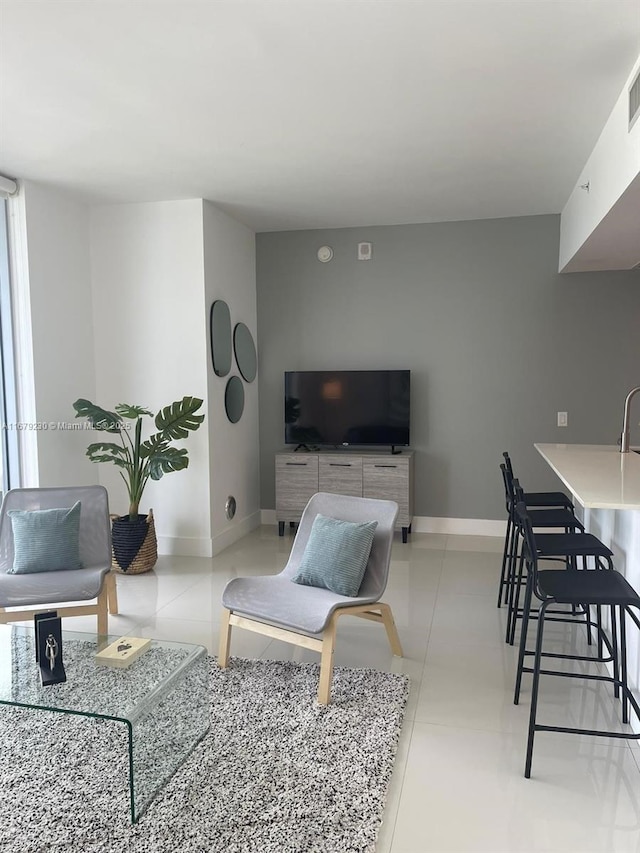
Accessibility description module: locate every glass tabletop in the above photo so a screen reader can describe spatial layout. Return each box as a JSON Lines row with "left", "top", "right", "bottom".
{"left": 0, "top": 624, "right": 210, "bottom": 822}
{"left": 0, "top": 624, "right": 205, "bottom": 722}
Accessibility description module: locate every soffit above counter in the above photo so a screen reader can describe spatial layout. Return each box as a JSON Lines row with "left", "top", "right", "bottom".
{"left": 559, "top": 56, "right": 640, "bottom": 274}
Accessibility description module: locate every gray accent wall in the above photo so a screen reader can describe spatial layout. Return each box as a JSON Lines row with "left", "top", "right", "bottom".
{"left": 256, "top": 215, "right": 640, "bottom": 520}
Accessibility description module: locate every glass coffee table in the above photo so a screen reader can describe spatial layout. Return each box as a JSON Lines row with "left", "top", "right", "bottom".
{"left": 0, "top": 625, "right": 210, "bottom": 822}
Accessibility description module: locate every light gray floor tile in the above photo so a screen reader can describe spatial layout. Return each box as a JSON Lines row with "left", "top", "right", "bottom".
{"left": 391, "top": 721, "right": 640, "bottom": 853}
{"left": 94, "top": 524, "right": 640, "bottom": 853}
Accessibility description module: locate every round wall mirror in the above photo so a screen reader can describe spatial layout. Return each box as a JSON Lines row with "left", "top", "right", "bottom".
{"left": 225, "top": 496, "right": 237, "bottom": 520}
{"left": 225, "top": 375, "right": 245, "bottom": 423}
{"left": 210, "top": 300, "right": 232, "bottom": 377}
{"left": 233, "top": 322, "right": 257, "bottom": 382}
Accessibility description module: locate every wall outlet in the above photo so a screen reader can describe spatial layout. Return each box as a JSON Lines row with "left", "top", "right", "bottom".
{"left": 357, "top": 242, "right": 372, "bottom": 260}
{"left": 557, "top": 411, "right": 568, "bottom": 427}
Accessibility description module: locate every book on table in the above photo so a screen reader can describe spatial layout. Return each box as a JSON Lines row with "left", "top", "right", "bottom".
{"left": 94, "top": 636, "right": 152, "bottom": 669}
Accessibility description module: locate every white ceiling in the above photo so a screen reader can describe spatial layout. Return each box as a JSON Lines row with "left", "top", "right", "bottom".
{"left": 1, "top": 0, "right": 639, "bottom": 232}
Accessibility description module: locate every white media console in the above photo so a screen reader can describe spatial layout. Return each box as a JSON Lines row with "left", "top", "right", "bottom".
{"left": 275, "top": 450, "right": 414, "bottom": 542}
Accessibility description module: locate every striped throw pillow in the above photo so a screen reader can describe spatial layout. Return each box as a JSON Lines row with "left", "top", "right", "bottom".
{"left": 8, "top": 501, "right": 82, "bottom": 574}
{"left": 292, "top": 513, "right": 378, "bottom": 597}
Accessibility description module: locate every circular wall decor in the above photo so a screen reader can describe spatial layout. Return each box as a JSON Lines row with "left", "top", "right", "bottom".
{"left": 225, "top": 375, "right": 245, "bottom": 423}
{"left": 317, "top": 246, "right": 333, "bottom": 263}
{"left": 233, "top": 322, "right": 257, "bottom": 382}
{"left": 210, "top": 300, "right": 232, "bottom": 377}
{"left": 225, "top": 495, "right": 237, "bottom": 520}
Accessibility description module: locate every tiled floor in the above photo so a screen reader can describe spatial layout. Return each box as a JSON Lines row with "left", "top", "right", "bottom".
{"left": 68, "top": 527, "right": 640, "bottom": 852}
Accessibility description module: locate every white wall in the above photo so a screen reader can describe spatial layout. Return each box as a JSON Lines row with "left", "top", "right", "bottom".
{"left": 18, "top": 180, "right": 97, "bottom": 487}
{"left": 559, "top": 56, "right": 640, "bottom": 271}
{"left": 203, "top": 200, "right": 260, "bottom": 554}
{"left": 90, "top": 200, "right": 212, "bottom": 555}
{"left": 13, "top": 193, "right": 259, "bottom": 556}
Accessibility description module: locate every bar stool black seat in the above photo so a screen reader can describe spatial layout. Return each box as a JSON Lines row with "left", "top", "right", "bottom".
{"left": 499, "top": 463, "right": 585, "bottom": 631}
{"left": 505, "top": 478, "right": 615, "bottom": 645}
{"left": 502, "top": 452, "right": 574, "bottom": 509}
{"left": 513, "top": 501, "right": 640, "bottom": 779}
{"left": 498, "top": 453, "right": 575, "bottom": 609}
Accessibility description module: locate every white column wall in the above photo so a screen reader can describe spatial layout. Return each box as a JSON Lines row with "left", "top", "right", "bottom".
{"left": 202, "top": 201, "right": 260, "bottom": 554}
{"left": 90, "top": 200, "right": 212, "bottom": 555}
{"left": 18, "top": 181, "right": 97, "bottom": 487}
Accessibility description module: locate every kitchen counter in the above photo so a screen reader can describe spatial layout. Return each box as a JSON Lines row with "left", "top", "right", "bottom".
{"left": 535, "top": 442, "right": 640, "bottom": 736}
{"left": 534, "top": 443, "right": 640, "bottom": 510}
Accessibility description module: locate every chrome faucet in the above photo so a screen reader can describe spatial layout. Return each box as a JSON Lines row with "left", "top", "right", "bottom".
{"left": 620, "top": 386, "right": 640, "bottom": 452}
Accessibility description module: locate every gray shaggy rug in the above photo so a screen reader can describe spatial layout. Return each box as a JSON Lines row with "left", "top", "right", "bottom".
{"left": 0, "top": 657, "right": 409, "bottom": 853}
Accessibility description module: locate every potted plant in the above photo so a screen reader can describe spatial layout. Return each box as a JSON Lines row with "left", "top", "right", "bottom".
{"left": 72, "top": 396, "right": 205, "bottom": 574}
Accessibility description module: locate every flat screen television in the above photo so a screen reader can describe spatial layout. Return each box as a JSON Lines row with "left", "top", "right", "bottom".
{"left": 284, "top": 370, "right": 410, "bottom": 448}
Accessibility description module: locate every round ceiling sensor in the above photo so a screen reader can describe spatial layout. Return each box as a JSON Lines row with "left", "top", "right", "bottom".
{"left": 317, "top": 246, "right": 333, "bottom": 263}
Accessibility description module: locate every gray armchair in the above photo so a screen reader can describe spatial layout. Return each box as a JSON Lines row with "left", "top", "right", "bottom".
{"left": 0, "top": 486, "right": 117, "bottom": 634}
{"left": 218, "top": 492, "right": 402, "bottom": 704}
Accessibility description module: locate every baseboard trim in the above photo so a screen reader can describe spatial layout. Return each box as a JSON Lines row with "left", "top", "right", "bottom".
{"left": 211, "top": 510, "right": 262, "bottom": 556}
{"left": 261, "top": 509, "right": 277, "bottom": 526}
{"left": 261, "top": 509, "right": 505, "bottom": 538}
{"left": 158, "top": 512, "right": 505, "bottom": 555}
{"left": 413, "top": 516, "right": 506, "bottom": 537}
{"left": 158, "top": 510, "right": 262, "bottom": 558}
{"left": 157, "top": 535, "right": 213, "bottom": 558}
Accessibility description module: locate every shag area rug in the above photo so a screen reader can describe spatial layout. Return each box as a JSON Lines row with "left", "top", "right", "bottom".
{"left": 0, "top": 657, "right": 409, "bottom": 853}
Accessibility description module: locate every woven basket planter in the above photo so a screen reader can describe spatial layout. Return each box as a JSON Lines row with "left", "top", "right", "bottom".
{"left": 110, "top": 509, "right": 157, "bottom": 574}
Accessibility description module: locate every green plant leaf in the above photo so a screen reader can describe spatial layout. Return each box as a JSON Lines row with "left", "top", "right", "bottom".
{"left": 90, "top": 454, "right": 129, "bottom": 468}
{"left": 74, "top": 395, "right": 205, "bottom": 519}
{"left": 86, "top": 442, "right": 130, "bottom": 468}
{"left": 86, "top": 441, "right": 128, "bottom": 457}
{"left": 139, "top": 434, "right": 170, "bottom": 459}
{"left": 155, "top": 396, "right": 204, "bottom": 440}
{"left": 148, "top": 446, "right": 189, "bottom": 480}
{"left": 73, "top": 399, "right": 121, "bottom": 433}
{"left": 115, "top": 404, "right": 153, "bottom": 419}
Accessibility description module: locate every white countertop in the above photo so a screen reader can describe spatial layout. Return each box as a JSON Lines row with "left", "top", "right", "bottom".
{"left": 535, "top": 443, "right": 640, "bottom": 510}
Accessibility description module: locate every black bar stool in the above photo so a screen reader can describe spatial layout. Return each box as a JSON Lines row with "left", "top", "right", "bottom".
{"left": 513, "top": 501, "right": 640, "bottom": 779}
{"left": 498, "top": 452, "right": 575, "bottom": 609}
{"left": 500, "top": 466, "right": 585, "bottom": 643}
{"left": 506, "top": 479, "right": 619, "bottom": 648}
{"left": 502, "top": 452, "right": 574, "bottom": 509}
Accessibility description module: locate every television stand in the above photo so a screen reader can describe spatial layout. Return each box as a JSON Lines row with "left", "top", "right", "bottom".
{"left": 390, "top": 446, "right": 402, "bottom": 455}
{"left": 275, "top": 450, "right": 414, "bottom": 542}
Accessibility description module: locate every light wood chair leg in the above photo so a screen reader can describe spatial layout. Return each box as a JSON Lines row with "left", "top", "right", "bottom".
{"left": 218, "top": 607, "right": 232, "bottom": 668}
{"left": 106, "top": 571, "right": 119, "bottom": 615}
{"left": 379, "top": 603, "right": 403, "bottom": 657}
{"left": 317, "top": 615, "right": 337, "bottom": 705}
{"left": 96, "top": 585, "right": 108, "bottom": 637}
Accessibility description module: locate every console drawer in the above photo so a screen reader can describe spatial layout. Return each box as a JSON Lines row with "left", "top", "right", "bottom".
{"left": 275, "top": 455, "right": 319, "bottom": 521}
{"left": 362, "top": 457, "right": 412, "bottom": 524}
{"left": 319, "top": 456, "right": 363, "bottom": 496}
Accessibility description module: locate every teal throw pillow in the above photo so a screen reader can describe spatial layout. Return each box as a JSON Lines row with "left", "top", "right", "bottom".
{"left": 8, "top": 501, "right": 82, "bottom": 574}
{"left": 292, "top": 513, "right": 378, "bottom": 597}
